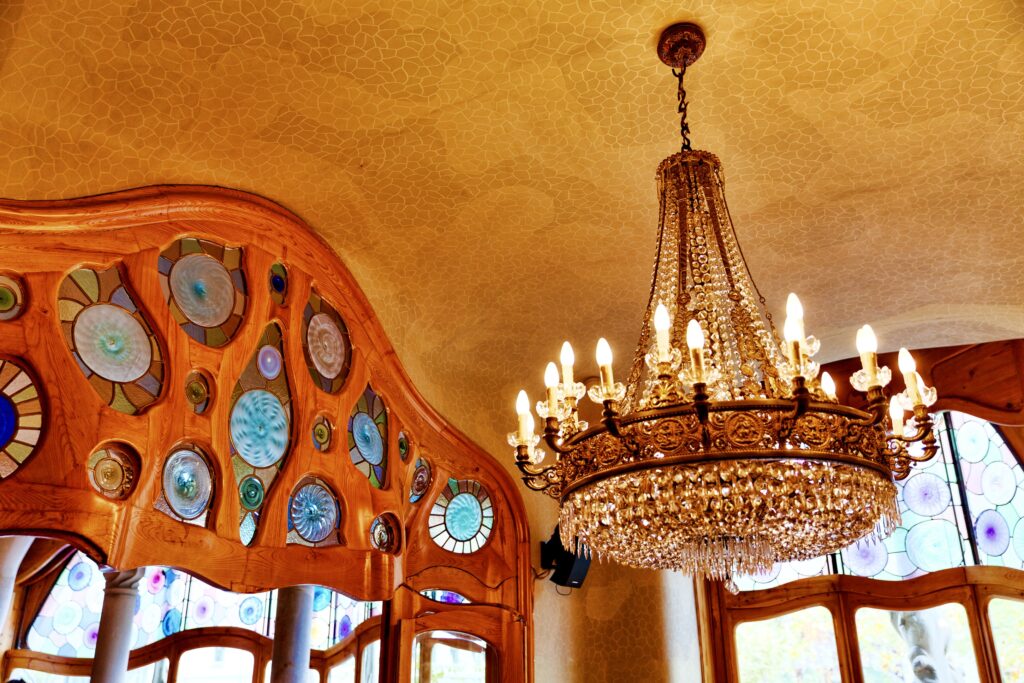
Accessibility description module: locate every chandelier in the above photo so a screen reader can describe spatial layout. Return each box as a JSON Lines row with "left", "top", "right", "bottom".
{"left": 508, "top": 23, "right": 941, "bottom": 582}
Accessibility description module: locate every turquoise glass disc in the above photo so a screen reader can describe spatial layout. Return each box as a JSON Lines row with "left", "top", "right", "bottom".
{"left": 163, "top": 449, "right": 212, "bottom": 520}
{"left": 169, "top": 254, "right": 234, "bottom": 328}
{"left": 445, "top": 492, "right": 483, "bottom": 542}
{"left": 230, "top": 389, "right": 289, "bottom": 468}
{"left": 73, "top": 304, "right": 151, "bottom": 382}
{"left": 352, "top": 412, "right": 383, "bottom": 465}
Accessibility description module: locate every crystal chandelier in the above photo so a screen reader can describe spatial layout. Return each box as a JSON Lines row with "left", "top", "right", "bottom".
{"left": 508, "top": 23, "right": 941, "bottom": 582}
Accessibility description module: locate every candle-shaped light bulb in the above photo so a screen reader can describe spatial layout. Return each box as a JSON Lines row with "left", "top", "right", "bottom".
{"left": 820, "top": 371, "right": 837, "bottom": 400}
{"left": 786, "top": 293, "right": 805, "bottom": 342}
{"left": 653, "top": 303, "right": 671, "bottom": 363}
{"left": 897, "top": 347, "right": 922, "bottom": 405}
{"left": 516, "top": 390, "right": 531, "bottom": 442}
{"left": 596, "top": 338, "right": 614, "bottom": 393}
{"left": 856, "top": 324, "right": 879, "bottom": 385}
{"left": 686, "top": 319, "right": 705, "bottom": 383}
{"left": 783, "top": 315, "right": 803, "bottom": 371}
{"left": 889, "top": 396, "right": 904, "bottom": 435}
{"left": 560, "top": 341, "right": 575, "bottom": 391}
{"left": 544, "top": 362, "right": 560, "bottom": 415}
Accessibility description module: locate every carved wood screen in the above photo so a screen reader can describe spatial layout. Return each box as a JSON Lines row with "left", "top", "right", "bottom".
{"left": 0, "top": 186, "right": 532, "bottom": 682}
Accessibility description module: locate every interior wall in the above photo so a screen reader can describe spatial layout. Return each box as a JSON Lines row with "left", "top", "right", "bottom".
{"left": 525, "top": 492, "right": 702, "bottom": 682}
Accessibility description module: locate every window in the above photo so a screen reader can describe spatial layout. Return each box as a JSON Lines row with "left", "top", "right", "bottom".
{"left": 411, "top": 630, "right": 487, "bottom": 683}
{"left": 989, "top": 598, "right": 1024, "bottom": 680}
{"left": 856, "top": 604, "right": 980, "bottom": 682}
{"left": 360, "top": 640, "right": 380, "bottom": 683}
{"left": 176, "top": 648, "right": 254, "bottom": 683}
{"left": 327, "top": 657, "right": 355, "bottom": 683}
{"left": 26, "top": 554, "right": 378, "bottom": 658}
{"left": 10, "top": 659, "right": 168, "bottom": 683}
{"left": 734, "top": 607, "right": 841, "bottom": 683}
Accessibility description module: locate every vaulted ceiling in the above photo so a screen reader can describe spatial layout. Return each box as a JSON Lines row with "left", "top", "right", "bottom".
{"left": 1, "top": 0, "right": 1022, "bottom": 465}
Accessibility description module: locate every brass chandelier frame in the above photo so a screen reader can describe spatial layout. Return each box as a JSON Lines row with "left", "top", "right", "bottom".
{"left": 507, "top": 22, "right": 942, "bottom": 578}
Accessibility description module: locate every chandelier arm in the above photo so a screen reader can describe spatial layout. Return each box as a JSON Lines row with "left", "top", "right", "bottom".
{"left": 847, "top": 386, "right": 888, "bottom": 427}
{"left": 602, "top": 399, "right": 622, "bottom": 438}
{"left": 542, "top": 418, "right": 574, "bottom": 455}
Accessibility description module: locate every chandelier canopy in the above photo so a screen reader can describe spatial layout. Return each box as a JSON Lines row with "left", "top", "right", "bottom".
{"left": 509, "top": 23, "right": 940, "bottom": 583}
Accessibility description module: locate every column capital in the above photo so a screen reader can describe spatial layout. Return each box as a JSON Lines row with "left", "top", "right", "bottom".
{"left": 103, "top": 567, "right": 146, "bottom": 593}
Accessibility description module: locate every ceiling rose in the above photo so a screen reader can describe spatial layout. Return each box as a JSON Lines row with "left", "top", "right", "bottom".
{"left": 508, "top": 23, "right": 941, "bottom": 585}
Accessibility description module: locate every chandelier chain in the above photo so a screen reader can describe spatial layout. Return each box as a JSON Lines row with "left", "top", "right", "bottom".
{"left": 674, "top": 65, "right": 692, "bottom": 152}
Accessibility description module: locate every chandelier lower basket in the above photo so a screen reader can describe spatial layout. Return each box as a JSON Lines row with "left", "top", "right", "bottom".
{"left": 559, "top": 457, "right": 899, "bottom": 580}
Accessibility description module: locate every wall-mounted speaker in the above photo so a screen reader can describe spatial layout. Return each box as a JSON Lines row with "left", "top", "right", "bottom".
{"left": 540, "top": 526, "right": 591, "bottom": 589}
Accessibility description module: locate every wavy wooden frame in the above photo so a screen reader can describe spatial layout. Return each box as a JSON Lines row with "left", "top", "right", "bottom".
{"left": 0, "top": 185, "right": 533, "bottom": 681}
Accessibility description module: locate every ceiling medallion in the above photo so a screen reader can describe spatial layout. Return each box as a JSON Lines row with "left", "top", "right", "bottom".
{"left": 509, "top": 23, "right": 940, "bottom": 584}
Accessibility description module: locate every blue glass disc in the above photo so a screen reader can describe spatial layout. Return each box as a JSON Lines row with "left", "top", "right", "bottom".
{"left": 290, "top": 482, "right": 337, "bottom": 543}
{"left": 230, "top": 389, "right": 289, "bottom": 468}
{"left": 238, "top": 596, "right": 263, "bottom": 626}
{"left": 353, "top": 412, "right": 383, "bottom": 465}
{"left": 67, "top": 561, "right": 92, "bottom": 591}
{"left": 0, "top": 394, "right": 15, "bottom": 449}
{"left": 312, "top": 586, "right": 331, "bottom": 612}
{"left": 445, "top": 492, "right": 483, "bottom": 542}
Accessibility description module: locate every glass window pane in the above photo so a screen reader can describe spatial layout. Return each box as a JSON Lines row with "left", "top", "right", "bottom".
{"left": 856, "top": 603, "right": 980, "bottom": 682}
{"left": 327, "top": 657, "right": 355, "bottom": 683}
{"left": 411, "top": 630, "right": 487, "bottom": 683}
{"left": 176, "top": 647, "right": 254, "bottom": 683}
{"left": 990, "top": 597, "right": 1024, "bottom": 681}
{"left": 735, "top": 606, "right": 840, "bottom": 682}
{"left": 360, "top": 641, "right": 380, "bottom": 683}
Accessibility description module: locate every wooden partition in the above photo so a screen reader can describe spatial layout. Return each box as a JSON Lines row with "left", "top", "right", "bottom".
{"left": 0, "top": 185, "right": 532, "bottom": 681}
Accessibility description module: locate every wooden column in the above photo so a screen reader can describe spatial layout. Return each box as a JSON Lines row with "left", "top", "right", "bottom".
{"left": 90, "top": 568, "right": 145, "bottom": 683}
{"left": 270, "top": 585, "right": 314, "bottom": 683}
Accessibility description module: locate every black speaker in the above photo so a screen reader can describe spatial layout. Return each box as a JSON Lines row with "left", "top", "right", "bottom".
{"left": 540, "top": 526, "right": 591, "bottom": 588}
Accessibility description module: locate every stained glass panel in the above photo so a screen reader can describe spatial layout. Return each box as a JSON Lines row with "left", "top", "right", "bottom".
{"left": 26, "top": 553, "right": 384, "bottom": 656}
{"left": 856, "top": 603, "right": 980, "bottom": 682}
{"left": 734, "top": 606, "right": 841, "bottom": 682}
{"left": 360, "top": 640, "right": 380, "bottom": 683}
{"left": 948, "top": 413, "right": 1024, "bottom": 569}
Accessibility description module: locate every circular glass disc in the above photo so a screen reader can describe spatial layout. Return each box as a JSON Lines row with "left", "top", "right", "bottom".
{"left": 230, "top": 389, "right": 289, "bottom": 468}
{"left": 162, "top": 449, "right": 212, "bottom": 520}
{"left": 446, "top": 492, "right": 483, "bottom": 542}
{"left": 307, "top": 313, "right": 346, "bottom": 379}
{"left": 352, "top": 412, "right": 383, "bottom": 465}
{"left": 290, "top": 482, "right": 338, "bottom": 543}
{"left": 73, "top": 304, "right": 151, "bottom": 382}
{"left": 169, "top": 254, "right": 235, "bottom": 328}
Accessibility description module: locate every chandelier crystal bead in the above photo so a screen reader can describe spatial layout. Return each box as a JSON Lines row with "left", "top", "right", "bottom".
{"left": 508, "top": 23, "right": 940, "bottom": 580}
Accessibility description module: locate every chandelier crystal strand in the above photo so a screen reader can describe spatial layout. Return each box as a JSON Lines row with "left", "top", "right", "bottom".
{"left": 508, "top": 23, "right": 940, "bottom": 582}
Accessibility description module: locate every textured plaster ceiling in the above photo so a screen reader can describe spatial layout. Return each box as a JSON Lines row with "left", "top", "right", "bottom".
{"left": 1, "top": 0, "right": 1023, "bottom": 475}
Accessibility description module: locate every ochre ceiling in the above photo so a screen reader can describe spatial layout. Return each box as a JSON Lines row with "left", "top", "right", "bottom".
{"left": 1, "top": 0, "right": 1023, "bottom": 472}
